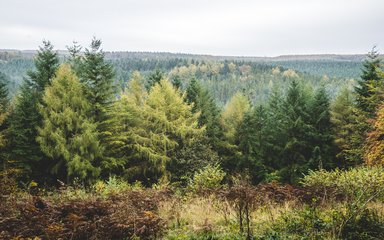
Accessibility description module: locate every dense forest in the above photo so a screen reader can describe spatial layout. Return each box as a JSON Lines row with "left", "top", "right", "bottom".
{"left": 1, "top": 39, "right": 384, "bottom": 239}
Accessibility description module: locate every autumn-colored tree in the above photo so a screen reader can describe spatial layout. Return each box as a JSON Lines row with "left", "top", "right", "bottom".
{"left": 364, "top": 103, "right": 384, "bottom": 165}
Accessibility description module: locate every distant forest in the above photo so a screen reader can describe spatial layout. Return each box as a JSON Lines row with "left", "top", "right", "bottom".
{"left": 0, "top": 48, "right": 363, "bottom": 104}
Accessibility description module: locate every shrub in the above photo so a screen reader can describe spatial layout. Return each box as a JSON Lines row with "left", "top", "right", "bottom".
{"left": 189, "top": 164, "right": 226, "bottom": 192}
{"left": 302, "top": 166, "right": 384, "bottom": 202}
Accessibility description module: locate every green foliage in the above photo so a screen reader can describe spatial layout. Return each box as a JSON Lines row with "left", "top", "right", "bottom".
{"left": 302, "top": 167, "right": 384, "bottom": 201}
{"left": 341, "top": 208, "right": 384, "bottom": 240}
{"left": 37, "top": 64, "right": 101, "bottom": 182}
{"left": 168, "top": 141, "right": 220, "bottom": 185}
{"left": 146, "top": 79, "right": 204, "bottom": 173}
{"left": 355, "top": 47, "right": 384, "bottom": 116}
{"left": 26, "top": 40, "right": 59, "bottom": 92}
{"left": 221, "top": 92, "right": 250, "bottom": 144}
{"left": 146, "top": 68, "right": 165, "bottom": 91}
{"left": 189, "top": 164, "right": 226, "bottom": 192}
{"left": 331, "top": 87, "right": 364, "bottom": 166}
{"left": 8, "top": 41, "right": 59, "bottom": 180}
{"left": 186, "top": 78, "right": 223, "bottom": 148}
{"left": 236, "top": 106, "right": 270, "bottom": 184}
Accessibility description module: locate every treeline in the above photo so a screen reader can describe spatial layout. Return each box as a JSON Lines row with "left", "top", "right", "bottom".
{"left": 0, "top": 49, "right": 360, "bottom": 103}
{"left": 0, "top": 39, "right": 383, "bottom": 187}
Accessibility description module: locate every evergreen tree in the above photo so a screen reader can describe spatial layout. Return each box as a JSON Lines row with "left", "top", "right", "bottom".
{"left": 0, "top": 74, "right": 9, "bottom": 149}
{"left": 79, "top": 38, "right": 115, "bottom": 125}
{"left": 186, "top": 78, "right": 223, "bottom": 147}
{"left": 221, "top": 92, "right": 250, "bottom": 144}
{"left": 0, "top": 73, "right": 9, "bottom": 112}
{"left": 236, "top": 105, "right": 270, "bottom": 184}
{"left": 355, "top": 47, "right": 383, "bottom": 116}
{"left": 37, "top": 65, "right": 101, "bottom": 182}
{"left": 331, "top": 87, "right": 364, "bottom": 167}
{"left": 106, "top": 77, "right": 203, "bottom": 183}
{"left": 309, "top": 86, "right": 335, "bottom": 169}
{"left": 171, "top": 75, "right": 182, "bottom": 89}
{"left": 146, "top": 79, "right": 203, "bottom": 176}
{"left": 27, "top": 40, "right": 60, "bottom": 92}
{"left": 104, "top": 71, "right": 152, "bottom": 180}
{"left": 8, "top": 41, "right": 59, "bottom": 180}
{"left": 146, "top": 68, "right": 164, "bottom": 91}
{"left": 220, "top": 92, "right": 250, "bottom": 172}
{"left": 279, "top": 80, "right": 314, "bottom": 183}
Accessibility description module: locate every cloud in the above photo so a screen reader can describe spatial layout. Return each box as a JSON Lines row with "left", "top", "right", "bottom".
{"left": 0, "top": 0, "right": 383, "bottom": 56}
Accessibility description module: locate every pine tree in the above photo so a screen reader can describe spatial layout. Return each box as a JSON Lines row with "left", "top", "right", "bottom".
{"left": 331, "top": 87, "right": 364, "bottom": 167}
{"left": 79, "top": 38, "right": 115, "bottom": 127}
{"left": 236, "top": 105, "right": 270, "bottom": 184}
{"left": 104, "top": 71, "right": 153, "bottom": 179}
{"left": 37, "top": 64, "right": 101, "bottom": 182}
{"left": 355, "top": 47, "right": 383, "bottom": 116}
{"left": 0, "top": 74, "right": 9, "bottom": 148}
{"left": 186, "top": 78, "right": 223, "bottom": 147}
{"left": 27, "top": 40, "right": 60, "bottom": 92}
{"left": 221, "top": 92, "right": 250, "bottom": 144}
{"left": 280, "top": 80, "right": 314, "bottom": 183}
{"left": 146, "top": 68, "right": 164, "bottom": 91}
{"left": 106, "top": 77, "right": 203, "bottom": 183}
{"left": 309, "top": 86, "right": 335, "bottom": 169}
{"left": 0, "top": 72, "right": 9, "bottom": 112}
{"left": 146, "top": 79, "right": 203, "bottom": 170}
{"left": 8, "top": 41, "right": 59, "bottom": 180}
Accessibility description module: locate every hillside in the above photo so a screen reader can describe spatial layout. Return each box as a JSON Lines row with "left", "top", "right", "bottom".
{"left": 0, "top": 50, "right": 363, "bottom": 103}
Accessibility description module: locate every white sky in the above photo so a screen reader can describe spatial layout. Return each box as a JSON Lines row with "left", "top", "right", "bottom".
{"left": 1, "top": 0, "right": 383, "bottom": 56}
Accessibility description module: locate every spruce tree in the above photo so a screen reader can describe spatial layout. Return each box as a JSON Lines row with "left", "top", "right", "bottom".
{"left": 0, "top": 74, "right": 9, "bottom": 149}
{"left": 309, "top": 86, "right": 335, "bottom": 169}
{"left": 280, "top": 80, "right": 314, "bottom": 183}
{"left": 8, "top": 41, "right": 59, "bottom": 180}
{"left": 355, "top": 47, "right": 383, "bottom": 116}
{"left": 236, "top": 105, "right": 270, "bottom": 184}
{"left": 37, "top": 65, "right": 101, "bottom": 182}
{"left": 186, "top": 78, "right": 223, "bottom": 147}
{"left": 331, "top": 87, "right": 366, "bottom": 167}
{"left": 79, "top": 38, "right": 115, "bottom": 127}
{"left": 146, "top": 68, "right": 164, "bottom": 91}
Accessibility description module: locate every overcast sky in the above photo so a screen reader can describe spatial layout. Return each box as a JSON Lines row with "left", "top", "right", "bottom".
{"left": 1, "top": 0, "right": 383, "bottom": 56}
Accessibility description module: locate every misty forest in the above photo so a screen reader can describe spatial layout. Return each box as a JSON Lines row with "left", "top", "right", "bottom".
{"left": 1, "top": 38, "right": 384, "bottom": 239}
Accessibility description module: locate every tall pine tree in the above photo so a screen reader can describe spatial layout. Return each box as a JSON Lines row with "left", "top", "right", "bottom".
{"left": 37, "top": 64, "right": 101, "bottom": 183}
{"left": 8, "top": 41, "right": 59, "bottom": 180}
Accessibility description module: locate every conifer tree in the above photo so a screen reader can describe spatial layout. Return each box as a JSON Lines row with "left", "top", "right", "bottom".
{"left": 37, "top": 65, "right": 101, "bottom": 182}
{"left": 236, "top": 105, "right": 270, "bottom": 183}
{"left": 106, "top": 77, "right": 203, "bottom": 183}
{"left": 79, "top": 38, "right": 115, "bottom": 123}
{"left": 355, "top": 47, "right": 383, "bottom": 116}
{"left": 221, "top": 92, "right": 250, "bottom": 144}
{"left": 0, "top": 74, "right": 9, "bottom": 148}
{"left": 27, "top": 40, "right": 60, "bottom": 92}
{"left": 331, "top": 87, "right": 364, "bottom": 167}
{"left": 8, "top": 41, "right": 59, "bottom": 179}
{"left": 146, "top": 68, "right": 164, "bottom": 91}
{"left": 146, "top": 79, "right": 203, "bottom": 173}
{"left": 186, "top": 78, "right": 223, "bottom": 147}
{"left": 309, "top": 86, "right": 335, "bottom": 169}
{"left": 280, "top": 80, "right": 314, "bottom": 183}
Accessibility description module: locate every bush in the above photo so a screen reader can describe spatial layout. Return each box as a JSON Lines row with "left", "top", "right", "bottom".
{"left": 342, "top": 208, "right": 384, "bottom": 240}
{"left": 302, "top": 166, "right": 384, "bottom": 201}
{"left": 189, "top": 164, "right": 226, "bottom": 192}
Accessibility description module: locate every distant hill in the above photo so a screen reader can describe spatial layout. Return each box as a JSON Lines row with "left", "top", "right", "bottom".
{"left": 0, "top": 49, "right": 368, "bottom": 102}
